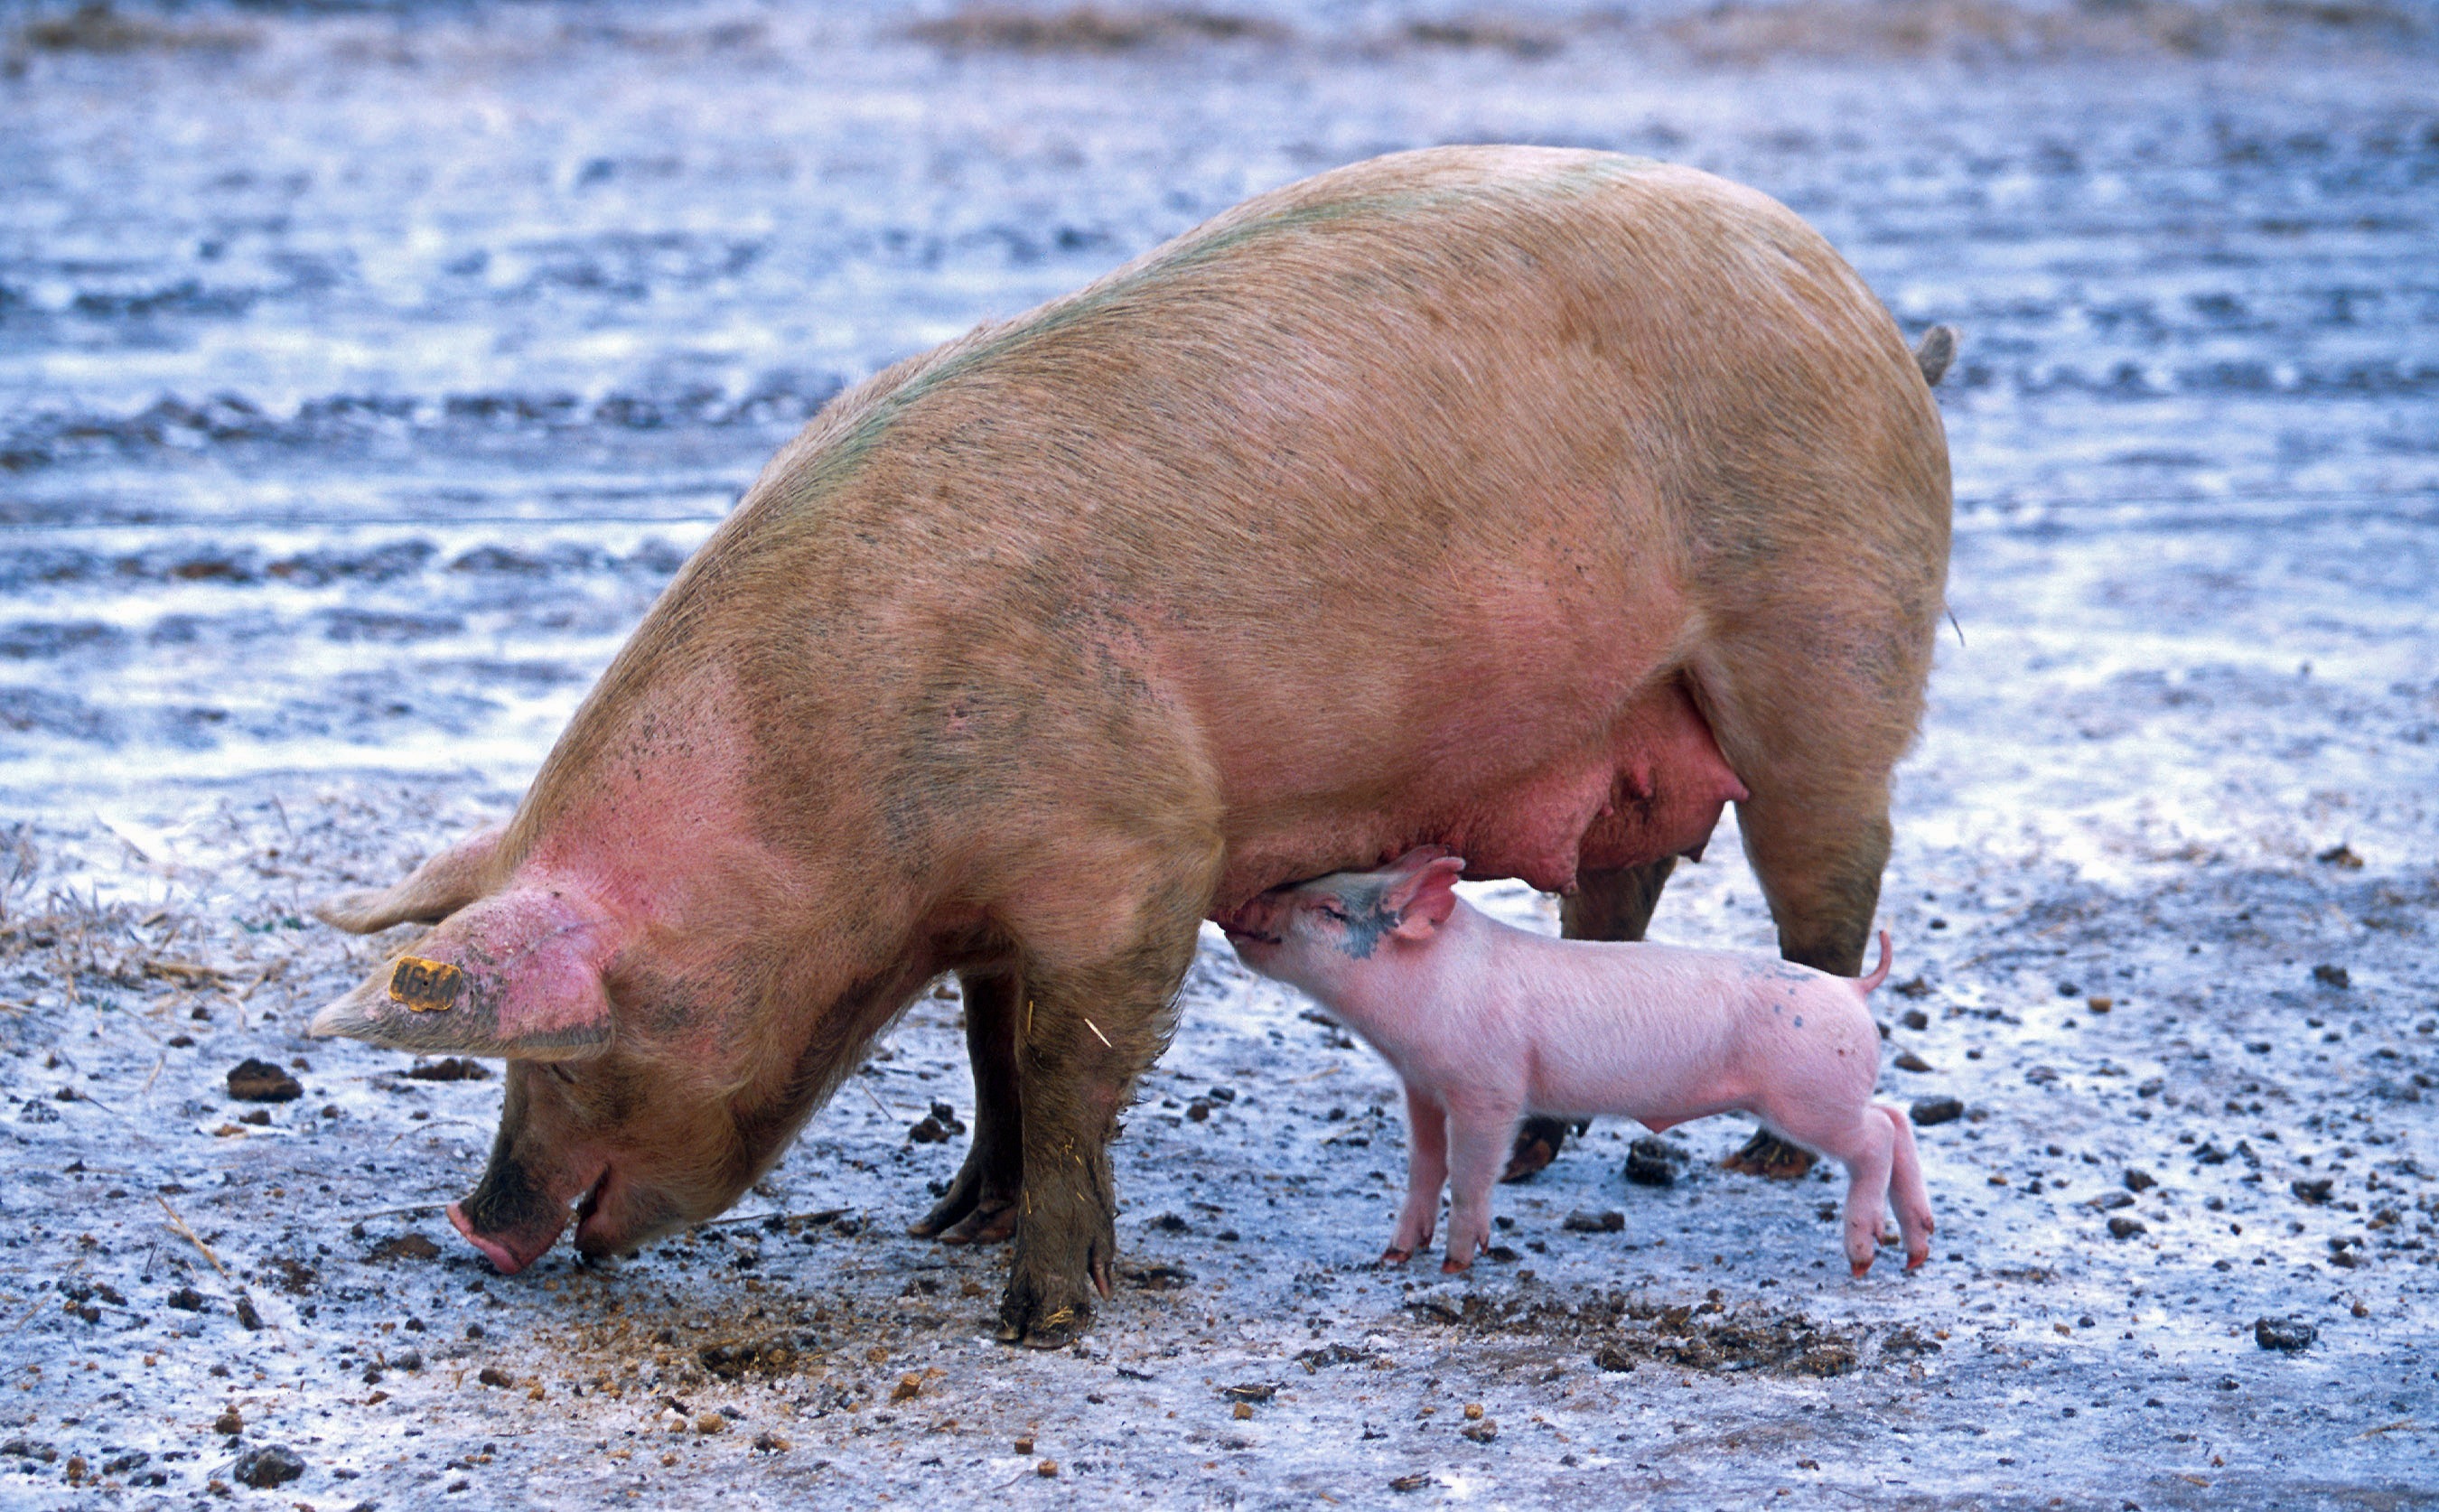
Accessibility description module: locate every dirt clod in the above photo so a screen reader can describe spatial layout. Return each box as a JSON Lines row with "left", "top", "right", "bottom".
{"left": 226, "top": 1059, "right": 301, "bottom": 1102}
{"left": 403, "top": 1058, "right": 489, "bottom": 1082}
{"left": 1910, "top": 1097, "right": 1965, "bottom": 1126}
{"left": 211, "top": 1408, "right": 242, "bottom": 1435}
{"left": 232, "top": 1444, "right": 304, "bottom": 1489}
{"left": 2255, "top": 1317, "right": 2317, "bottom": 1352}
{"left": 369, "top": 1233, "right": 441, "bottom": 1263}
{"left": 2107, "top": 1216, "right": 2147, "bottom": 1238}
{"left": 1623, "top": 1135, "right": 1687, "bottom": 1187}
{"left": 1563, "top": 1209, "right": 1625, "bottom": 1233}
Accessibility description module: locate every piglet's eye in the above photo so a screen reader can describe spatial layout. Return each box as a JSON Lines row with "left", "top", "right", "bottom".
{"left": 547, "top": 1064, "right": 578, "bottom": 1087}
{"left": 1317, "top": 903, "right": 1349, "bottom": 922}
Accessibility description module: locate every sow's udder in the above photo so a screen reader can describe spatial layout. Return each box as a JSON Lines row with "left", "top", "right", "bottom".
{"left": 1219, "top": 683, "right": 1747, "bottom": 909}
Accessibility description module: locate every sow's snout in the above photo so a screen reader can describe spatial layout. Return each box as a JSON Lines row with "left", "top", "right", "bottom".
{"left": 444, "top": 1064, "right": 606, "bottom": 1275}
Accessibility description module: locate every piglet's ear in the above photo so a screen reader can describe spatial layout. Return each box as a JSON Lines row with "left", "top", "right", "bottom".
{"left": 1386, "top": 855, "right": 1466, "bottom": 940}
{"left": 309, "top": 885, "right": 616, "bottom": 1061}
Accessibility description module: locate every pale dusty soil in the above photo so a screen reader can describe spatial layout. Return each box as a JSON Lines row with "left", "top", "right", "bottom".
{"left": 1, "top": 3, "right": 2434, "bottom": 1507}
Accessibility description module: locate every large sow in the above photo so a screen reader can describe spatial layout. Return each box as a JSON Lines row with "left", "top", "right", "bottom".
{"left": 312, "top": 146, "right": 1952, "bottom": 1347}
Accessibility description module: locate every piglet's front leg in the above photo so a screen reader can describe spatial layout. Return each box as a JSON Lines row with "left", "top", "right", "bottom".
{"left": 1439, "top": 1106, "right": 1521, "bottom": 1274}
{"left": 1385, "top": 1086, "right": 1450, "bottom": 1264}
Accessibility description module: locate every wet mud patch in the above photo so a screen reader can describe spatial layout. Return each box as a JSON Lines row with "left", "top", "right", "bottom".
{"left": 1408, "top": 1288, "right": 1920, "bottom": 1378}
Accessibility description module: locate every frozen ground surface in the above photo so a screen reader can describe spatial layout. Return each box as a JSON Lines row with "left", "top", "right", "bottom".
{"left": 2, "top": 1, "right": 2436, "bottom": 1507}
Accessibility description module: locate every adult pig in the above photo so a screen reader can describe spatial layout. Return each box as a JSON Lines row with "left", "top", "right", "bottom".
{"left": 309, "top": 145, "right": 1952, "bottom": 1347}
{"left": 1222, "top": 849, "right": 1935, "bottom": 1275}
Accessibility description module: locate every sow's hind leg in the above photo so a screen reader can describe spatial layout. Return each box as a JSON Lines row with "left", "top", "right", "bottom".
{"left": 909, "top": 966, "right": 1023, "bottom": 1246}
{"left": 1501, "top": 856, "right": 1677, "bottom": 1183}
{"left": 1705, "top": 598, "right": 1935, "bottom": 1182}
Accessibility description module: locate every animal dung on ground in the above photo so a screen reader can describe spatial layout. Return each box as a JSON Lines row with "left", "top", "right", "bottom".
{"left": 225, "top": 1059, "right": 301, "bottom": 1102}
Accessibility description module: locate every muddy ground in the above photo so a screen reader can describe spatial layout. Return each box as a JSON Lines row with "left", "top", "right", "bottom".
{"left": 1, "top": 1, "right": 2434, "bottom": 1507}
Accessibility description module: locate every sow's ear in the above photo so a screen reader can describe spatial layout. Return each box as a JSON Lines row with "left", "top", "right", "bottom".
{"left": 1386, "top": 854, "right": 1466, "bottom": 940}
{"left": 309, "top": 886, "right": 615, "bottom": 1060}
{"left": 313, "top": 825, "right": 508, "bottom": 935}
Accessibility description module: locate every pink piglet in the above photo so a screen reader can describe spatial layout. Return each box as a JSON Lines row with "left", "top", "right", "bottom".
{"left": 1220, "top": 846, "right": 1935, "bottom": 1276}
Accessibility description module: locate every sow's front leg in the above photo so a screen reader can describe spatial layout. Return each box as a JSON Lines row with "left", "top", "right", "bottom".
{"left": 996, "top": 890, "right": 1205, "bottom": 1349}
{"left": 909, "top": 966, "right": 1023, "bottom": 1246}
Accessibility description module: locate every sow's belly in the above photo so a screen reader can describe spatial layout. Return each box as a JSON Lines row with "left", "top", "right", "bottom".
{"left": 1211, "top": 678, "right": 1747, "bottom": 910}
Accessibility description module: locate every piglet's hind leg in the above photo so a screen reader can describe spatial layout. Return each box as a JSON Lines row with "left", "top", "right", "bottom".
{"left": 1812, "top": 1112, "right": 1896, "bottom": 1277}
{"left": 1386, "top": 1087, "right": 1450, "bottom": 1264}
{"left": 1881, "top": 1104, "right": 1935, "bottom": 1270}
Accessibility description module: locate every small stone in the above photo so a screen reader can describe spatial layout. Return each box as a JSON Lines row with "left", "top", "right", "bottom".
{"left": 232, "top": 1444, "right": 304, "bottom": 1489}
{"left": 1013, "top": 1436, "right": 1033, "bottom": 1455}
{"left": 1892, "top": 1050, "right": 1935, "bottom": 1073}
{"left": 1391, "top": 1472, "right": 1434, "bottom": 1492}
{"left": 1461, "top": 1418, "right": 1499, "bottom": 1442}
{"left": 1186, "top": 1100, "right": 1212, "bottom": 1121}
{"left": 212, "top": 1408, "right": 243, "bottom": 1435}
{"left": 1900, "top": 1008, "right": 1930, "bottom": 1031}
{"left": 1592, "top": 1345, "right": 1637, "bottom": 1373}
{"left": 2315, "top": 844, "right": 2362, "bottom": 869}
{"left": 1036, "top": 1460, "right": 1059, "bottom": 1478}
{"left": 752, "top": 1432, "right": 789, "bottom": 1453}
{"left": 2087, "top": 1191, "right": 2135, "bottom": 1211}
{"left": 169, "top": 1287, "right": 205, "bottom": 1311}
{"left": 477, "top": 1367, "right": 515, "bottom": 1389}
{"left": 695, "top": 1413, "right": 724, "bottom": 1435}
{"left": 1462, "top": 1403, "right": 1484, "bottom": 1421}
{"left": 2086, "top": 996, "right": 2114, "bottom": 1013}
{"left": 1231, "top": 1402, "right": 1253, "bottom": 1421}
{"left": 2254, "top": 1317, "right": 2315, "bottom": 1352}
{"left": 226, "top": 1059, "right": 302, "bottom": 1103}
{"left": 234, "top": 1294, "right": 263, "bottom": 1330}
{"left": 2292, "top": 1178, "right": 2334, "bottom": 1205}
{"left": 1220, "top": 1383, "right": 1277, "bottom": 1404}
{"left": 892, "top": 1373, "right": 922, "bottom": 1402}
{"left": 2107, "top": 1216, "right": 2146, "bottom": 1239}
{"left": 1563, "top": 1209, "right": 1625, "bottom": 1233}
{"left": 2124, "top": 1169, "right": 2157, "bottom": 1193}
{"left": 1910, "top": 1097, "right": 1964, "bottom": 1127}
{"left": 390, "top": 1347, "right": 421, "bottom": 1373}
{"left": 2313, "top": 964, "right": 2350, "bottom": 989}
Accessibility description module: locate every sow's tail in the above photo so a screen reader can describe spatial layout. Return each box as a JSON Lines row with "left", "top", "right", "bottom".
{"left": 1853, "top": 930, "right": 1893, "bottom": 996}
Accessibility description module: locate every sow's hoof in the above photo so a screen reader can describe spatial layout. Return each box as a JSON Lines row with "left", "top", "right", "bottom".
{"left": 996, "top": 1278, "right": 1097, "bottom": 1350}
{"left": 1500, "top": 1115, "right": 1584, "bottom": 1184}
{"left": 1722, "top": 1128, "right": 1818, "bottom": 1180}
{"left": 995, "top": 1227, "right": 1115, "bottom": 1349}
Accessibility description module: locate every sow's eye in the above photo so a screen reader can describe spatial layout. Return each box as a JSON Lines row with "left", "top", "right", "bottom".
{"left": 1314, "top": 901, "right": 1350, "bottom": 923}
{"left": 547, "top": 1063, "right": 579, "bottom": 1087}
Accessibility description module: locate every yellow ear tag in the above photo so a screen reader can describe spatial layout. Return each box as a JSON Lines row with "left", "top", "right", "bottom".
{"left": 388, "top": 957, "right": 465, "bottom": 1013}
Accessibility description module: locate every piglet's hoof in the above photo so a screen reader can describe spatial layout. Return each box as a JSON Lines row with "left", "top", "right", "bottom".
{"left": 1380, "top": 1246, "right": 1413, "bottom": 1265}
{"left": 1440, "top": 1256, "right": 1473, "bottom": 1275}
{"left": 1722, "top": 1129, "right": 1818, "bottom": 1180}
